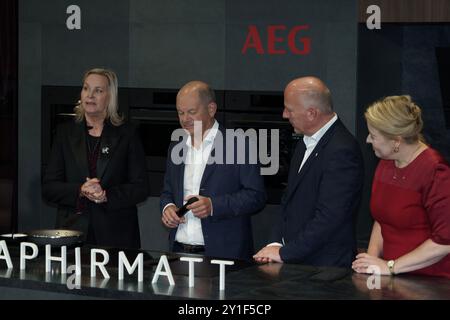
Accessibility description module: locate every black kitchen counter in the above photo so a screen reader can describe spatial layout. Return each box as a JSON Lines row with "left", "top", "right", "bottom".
{"left": 0, "top": 244, "right": 449, "bottom": 300}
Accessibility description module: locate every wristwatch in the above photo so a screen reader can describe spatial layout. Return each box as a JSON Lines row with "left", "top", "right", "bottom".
{"left": 387, "top": 260, "right": 395, "bottom": 275}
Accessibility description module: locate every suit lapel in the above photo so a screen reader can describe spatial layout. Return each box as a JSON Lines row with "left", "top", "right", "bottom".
{"left": 96, "top": 121, "right": 121, "bottom": 180}
{"left": 286, "top": 139, "right": 306, "bottom": 189}
{"left": 199, "top": 151, "right": 216, "bottom": 190}
{"left": 69, "top": 121, "right": 89, "bottom": 178}
{"left": 199, "top": 126, "right": 224, "bottom": 189}
{"left": 284, "top": 119, "right": 341, "bottom": 203}
{"left": 174, "top": 139, "right": 187, "bottom": 206}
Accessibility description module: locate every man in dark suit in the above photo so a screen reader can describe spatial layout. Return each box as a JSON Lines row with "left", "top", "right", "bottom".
{"left": 160, "top": 81, "right": 266, "bottom": 261}
{"left": 254, "top": 77, "right": 364, "bottom": 267}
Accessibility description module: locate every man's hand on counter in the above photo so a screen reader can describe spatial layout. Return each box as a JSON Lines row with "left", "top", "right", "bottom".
{"left": 253, "top": 245, "right": 284, "bottom": 264}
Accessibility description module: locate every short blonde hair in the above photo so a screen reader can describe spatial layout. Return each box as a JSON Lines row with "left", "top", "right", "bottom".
{"left": 365, "top": 95, "right": 424, "bottom": 144}
{"left": 74, "top": 68, "right": 123, "bottom": 126}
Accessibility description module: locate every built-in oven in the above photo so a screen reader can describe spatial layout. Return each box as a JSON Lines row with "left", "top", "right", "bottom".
{"left": 41, "top": 86, "right": 81, "bottom": 173}
{"left": 129, "top": 108, "right": 180, "bottom": 197}
{"left": 42, "top": 87, "right": 298, "bottom": 203}
{"left": 224, "top": 91, "right": 301, "bottom": 204}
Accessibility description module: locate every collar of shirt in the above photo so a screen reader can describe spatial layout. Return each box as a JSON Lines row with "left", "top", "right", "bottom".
{"left": 303, "top": 114, "right": 338, "bottom": 148}
{"left": 186, "top": 120, "right": 219, "bottom": 149}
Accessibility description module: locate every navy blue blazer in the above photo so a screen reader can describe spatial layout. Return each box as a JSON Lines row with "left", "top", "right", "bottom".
{"left": 160, "top": 125, "right": 266, "bottom": 261}
{"left": 270, "top": 119, "right": 364, "bottom": 267}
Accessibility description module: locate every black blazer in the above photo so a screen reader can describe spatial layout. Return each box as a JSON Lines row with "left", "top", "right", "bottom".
{"left": 160, "top": 125, "right": 267, "bottom": 260}
{"left": 42, "top": 119, "right": 149, "bottom": 248}
{"left": 270, "top": 119, "right": 364, "bottom": 267}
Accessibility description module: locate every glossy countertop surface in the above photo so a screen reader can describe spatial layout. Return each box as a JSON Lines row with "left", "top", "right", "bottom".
{"left": 0, "top": 244, "right": 449, "bottom": 300}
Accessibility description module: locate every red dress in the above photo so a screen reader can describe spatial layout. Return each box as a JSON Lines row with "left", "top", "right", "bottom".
{"left": 371, "top": 148, "right": 450, "bottom": 278}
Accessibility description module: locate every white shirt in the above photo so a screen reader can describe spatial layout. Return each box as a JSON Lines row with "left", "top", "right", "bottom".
{"left": 174, "top": 120, "right": 219, "bottom": 245}
{"left": 298, "top": 114, "right": 338, "bottom": 172}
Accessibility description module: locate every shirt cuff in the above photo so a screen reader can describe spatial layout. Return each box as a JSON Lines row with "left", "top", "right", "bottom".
{"left": 267, "top": 242, "right": 283, "bottom": 247}
{"left": 162, "top": 203, "right": 176, "bottom": 215}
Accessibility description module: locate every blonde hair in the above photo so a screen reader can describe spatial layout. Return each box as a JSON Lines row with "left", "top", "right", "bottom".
{"left": 365, "top": 95, "right": 424, "bottom": 144}
{"left": 74, "top": 68, "right": 123, "bottom": 126}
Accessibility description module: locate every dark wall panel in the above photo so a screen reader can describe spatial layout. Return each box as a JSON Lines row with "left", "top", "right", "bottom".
{"left": 18, "top": 0, "right": 358, "bottom": 250}
{"left": 356, "top": 23, "right": 450, "bottom": 246}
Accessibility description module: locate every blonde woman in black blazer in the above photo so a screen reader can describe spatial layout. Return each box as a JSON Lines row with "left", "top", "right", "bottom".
{"left": 43, "top": 68, "right": 149, "bottom": 248}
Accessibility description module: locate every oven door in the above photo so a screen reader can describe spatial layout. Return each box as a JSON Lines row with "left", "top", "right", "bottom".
{"left": 131, "top": 108, "right": 225, "bottom": 197}
{"left": 225, "top": 112, "right": 300, "bottom": 204}
{"left": 130, "top": 109, "right": 181, "bottom": 197}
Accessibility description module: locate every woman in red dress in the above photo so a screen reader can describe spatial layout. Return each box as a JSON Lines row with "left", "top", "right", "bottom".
{"left": 352, "top": 95, "right": 450, "bottom": 278}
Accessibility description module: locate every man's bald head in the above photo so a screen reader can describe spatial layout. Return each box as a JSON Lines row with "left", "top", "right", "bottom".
{"left": 176, "top": 81, "right": 217, "bottom": 138}
{"left": 283, "top": 76, "right": 336, "bottom": 135}
{"left": 285, "top": 77, "right": 333, "bottom": 114}
{"left": 177, "top": 81, "right": 216, "bottom": 107}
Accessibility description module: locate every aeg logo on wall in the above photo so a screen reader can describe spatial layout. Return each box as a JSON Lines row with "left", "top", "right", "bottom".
{"left": 241, "top": 25, "right": 311, "bottom": 55}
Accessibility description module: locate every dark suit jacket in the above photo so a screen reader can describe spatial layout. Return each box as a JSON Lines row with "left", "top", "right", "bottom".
{"left": 42, "top": 119, "right": 149, "bottom": 248}
{"left": 270, "top": 119, "right": 364, "bottom": 267}
{"left": 160, "top": 125, "right": 267, "bottom": 261}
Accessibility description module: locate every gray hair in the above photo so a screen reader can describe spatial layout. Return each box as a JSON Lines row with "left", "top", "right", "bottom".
{"left": 299, "top": 87, "right": 333, "bottom": 114}
{"left": 198, "top": 85, "right": 216, "bottom": 106}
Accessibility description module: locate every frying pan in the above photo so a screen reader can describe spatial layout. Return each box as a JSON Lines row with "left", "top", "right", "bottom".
{"left": 0, "top": 233, "right": 28, "bottom": 245}
{"left": 27, "top": 229, "right": 83, "bottom": 247}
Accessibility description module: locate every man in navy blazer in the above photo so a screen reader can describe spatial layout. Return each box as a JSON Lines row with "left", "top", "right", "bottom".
{"left": 160, "top": 81, "right": 266, "bottom": 261}
{"left": 254, "top": 77, "right": 364, "bottom": 267}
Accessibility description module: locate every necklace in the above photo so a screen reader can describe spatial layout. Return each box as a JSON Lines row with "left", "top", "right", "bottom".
{"left": 393, "top": 143, "right": 423, "bottom": 180}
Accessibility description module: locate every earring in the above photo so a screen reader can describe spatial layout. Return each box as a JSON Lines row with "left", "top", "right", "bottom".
{"left": 394, "top": 145, "right": 399, "bottom": 153}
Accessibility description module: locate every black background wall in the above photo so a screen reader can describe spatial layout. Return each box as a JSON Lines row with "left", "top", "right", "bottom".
{"left": 0, "top": 0, "right": 18, "bottom": 234}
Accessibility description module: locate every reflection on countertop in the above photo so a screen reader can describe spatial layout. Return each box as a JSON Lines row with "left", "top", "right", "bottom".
{"left": 0, "top": 243, "right": 449, "bottom": 300}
